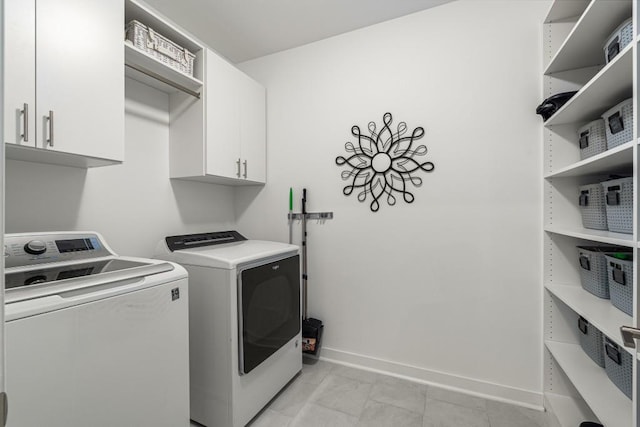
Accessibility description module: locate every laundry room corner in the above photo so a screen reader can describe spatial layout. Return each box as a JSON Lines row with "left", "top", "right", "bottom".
{"left": 5, "top": 0, "right": 640, "bottom": 424}
{"left": 235, "top": 0, "right": 548, "bottom": 407}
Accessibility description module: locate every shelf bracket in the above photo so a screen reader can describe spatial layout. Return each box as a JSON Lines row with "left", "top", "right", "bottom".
{"left": 125, "top": 63, "right": 201, "bottom": 99}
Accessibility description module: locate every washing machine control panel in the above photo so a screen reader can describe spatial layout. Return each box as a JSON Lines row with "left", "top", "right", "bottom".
{"left": 4, "top": 233, "right": 112, "bottom": 269}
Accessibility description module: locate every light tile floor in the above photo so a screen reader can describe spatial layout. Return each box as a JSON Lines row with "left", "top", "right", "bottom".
{"left": 191, "top": 358, "right": 550, "bottom": 427}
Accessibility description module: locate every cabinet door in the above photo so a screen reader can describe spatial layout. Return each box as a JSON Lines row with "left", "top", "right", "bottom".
{"left": 4, "top": 0, "right": 35, "bottom": 147}
{"left": 205, "top": 49, "right": 241, "bottom": 179}
{"left": 239, "top": 73, "right": 266, "bottom": 183}
{"left": 36, "top": 0, "right": 123, "bottom": 161}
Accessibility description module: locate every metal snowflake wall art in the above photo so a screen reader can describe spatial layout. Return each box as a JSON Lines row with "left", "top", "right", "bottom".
{"left": 335, "top": 112, "right": 435, "bottom": 212}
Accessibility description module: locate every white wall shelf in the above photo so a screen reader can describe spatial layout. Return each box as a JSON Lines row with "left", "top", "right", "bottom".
{"left": 545, "top": 0, "right": 631, "bottom": 74}
{"left": 124, "top": 42, "right": 203, "bottom": 97}
{"left": 546, "top": 283, "right": 632, "bottom": 353}
{"left": 125, "top": 0, "right": 202, "bottom": 54}
{"left": 546, "top": 341, "right": 631, "bottom": 427}
{"left": 5, "top": 142, "right": 121, "bottom": 168}
{"left": 544, "top": 141, "right": 633, "bottom": 178}
{"left": 544, "top": 0, "right": 590, "bottom": 24}
{"left": 545, "top": 43, "right": 632, "bottom": 126}
{"left": 545, "top": 227, "right": 634, "bottom": 247}
{"left": 124, "top": 0, "right": 204, "bottom": 98}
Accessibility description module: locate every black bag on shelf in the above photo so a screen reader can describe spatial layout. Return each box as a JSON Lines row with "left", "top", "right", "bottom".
{"left": 535, "top": 91, "right": 578, "bottom": 121}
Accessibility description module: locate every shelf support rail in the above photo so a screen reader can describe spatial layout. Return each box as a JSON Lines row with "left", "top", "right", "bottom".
{"left": 125, "top": 63, "right": 201, "bottom": 99}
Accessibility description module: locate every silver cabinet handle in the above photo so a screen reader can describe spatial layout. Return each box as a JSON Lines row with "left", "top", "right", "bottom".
{"left": 236, "top": 158, "right": 241, "bottom": 178}
{"left": 0, "top": 391, "right": 7, "bottom": 427}
{"left": 620, "top": 326, "right": 640, "bottom": 348}
{"left": 46, "top": 110, "right": 54, "bottom": 147}
{"left": 21, "top": 103, "right": 29, "bottom": 142}
{"left": 243, "top": 160, "right": 247, "bottom": 179}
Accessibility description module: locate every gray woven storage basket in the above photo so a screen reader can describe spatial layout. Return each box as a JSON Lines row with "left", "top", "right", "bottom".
{"left": 603, "top": 98, "right": 633, "bottom": 149}
{"left": 577, "top": 246, "right": 630, "bottom": 299}
{"left": 577, "top": 315, "right": 605, "bottom": 367}
{"left": 578, "top": 183, "right": 607, "bottom": 230}
{"left": 605, "top": 253, "right": 634, "bottom": 316}
{"left": 578, "top": 119, "right": 607, "bottom": 160}
{"left": 602, "top": 177, "right": 633, "bottom": 234}
{"left": 604, "top": 337, "right": 632, "bottom": 399}
{"left": 125, "top": 20, "right": 195, "bottom": 76}
{"left": 604, "top": 18, "right": 633, "bottom": 64}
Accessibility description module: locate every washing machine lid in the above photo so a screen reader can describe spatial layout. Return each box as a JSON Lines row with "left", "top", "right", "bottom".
{"left": 159, "top": 231, "right": 298, "bottom": 269}
{"left": 4, "top": 232, "right": 187, "bottom": 305}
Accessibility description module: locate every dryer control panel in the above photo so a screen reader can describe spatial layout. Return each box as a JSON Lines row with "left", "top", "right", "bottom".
{"left": 5, "top": 232, "right": 112, "bottom": 268}
{"left": 165, "top": 230, "right": 247, "bottom": 252}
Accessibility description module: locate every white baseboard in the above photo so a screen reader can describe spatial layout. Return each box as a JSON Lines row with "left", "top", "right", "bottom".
{"left": 317, "top": 346, "right": 544, "bottom": 411}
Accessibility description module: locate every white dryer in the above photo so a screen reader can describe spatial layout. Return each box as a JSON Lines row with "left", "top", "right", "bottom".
{"left": 155, "top": 231, "right": 302, "bottom": 427}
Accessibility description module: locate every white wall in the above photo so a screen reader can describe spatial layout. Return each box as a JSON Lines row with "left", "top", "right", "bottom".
{"left": 5, "top": 78, "right": 236, "bottom": 256}
{"left": 237, "top": 0, "right": 548, "bottom": 406}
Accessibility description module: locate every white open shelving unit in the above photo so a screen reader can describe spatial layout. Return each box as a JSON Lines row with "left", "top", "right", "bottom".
{"left": 542, "top": 1, "right": 639, "bottom": 426}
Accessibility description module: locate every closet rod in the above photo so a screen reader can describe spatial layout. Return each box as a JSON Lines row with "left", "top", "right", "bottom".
{"left": 125, "top": 63, "right": 201, "bottom": 99}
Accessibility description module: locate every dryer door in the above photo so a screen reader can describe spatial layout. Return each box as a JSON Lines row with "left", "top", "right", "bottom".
{"left": 238, "top": 254, "right": 300, "bottom": 375}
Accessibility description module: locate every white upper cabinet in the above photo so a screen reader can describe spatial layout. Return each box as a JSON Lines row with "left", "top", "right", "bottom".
{"left": 205, "top": 50, "right": 243, "bottom": 180}
{"left": 170, "top": 48, "right": 266, "bottom": 185}
{"left": 239, "top": 72, "right": 266, "bottom": 183}
{"left": 4, "top": 0, "right": 35, "bottom": 148}
{"left": 36, "top": 0, "right": 124, "bottom": 162}
{"left": 204, "top": 49, "right": 266, "bottom": 184}
{"left": 4, "top": 0, "right": 124, "bottom": 168}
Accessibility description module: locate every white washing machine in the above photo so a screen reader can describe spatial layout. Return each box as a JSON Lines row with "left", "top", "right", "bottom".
{"left": 155, "top": 231, "right": 302, "bottom": 427}
{"left": 4, "top": 231, "right": 190, "bottom": 427}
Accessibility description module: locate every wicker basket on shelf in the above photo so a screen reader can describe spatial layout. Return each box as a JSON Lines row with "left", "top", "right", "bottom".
{"left": 125, "top": 20, "right": 195, "bottom": 76}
